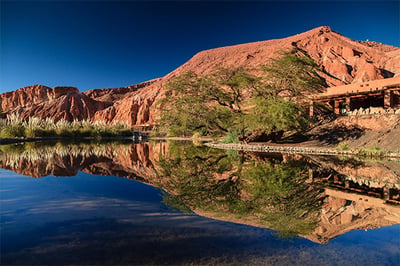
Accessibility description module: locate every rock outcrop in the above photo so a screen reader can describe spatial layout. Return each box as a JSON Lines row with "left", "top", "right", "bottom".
{"left": 13, "top": 92, "right": 105, "bottom": 122}
{"left": 83, "top": 78, "right": 160, "bottom": 103}
{"left": 93, "top": 85, "right": 160, "bottom": 125}
{"left": 0, "top": 84, "right": 53, "bottom": 112}
{"left": 0, "top": 85, "right": 107, "bottom": 121}
{"left": 1, "top": 26, "right": 399, "bottom": 125}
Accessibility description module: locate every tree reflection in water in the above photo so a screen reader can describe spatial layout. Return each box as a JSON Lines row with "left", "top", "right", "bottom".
{"left": 156, "top": 142, "right": 326, "bottom": 237}
{"left": 1, "top": 140, "right": 398, "bottom": 241}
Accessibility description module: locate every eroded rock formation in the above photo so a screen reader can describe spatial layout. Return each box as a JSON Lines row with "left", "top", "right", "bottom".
{"left": 0, "top": 85, "right": 109, "bottom": 121}
{"left": 1, "top": 85, "right": 53, "bottom": 112}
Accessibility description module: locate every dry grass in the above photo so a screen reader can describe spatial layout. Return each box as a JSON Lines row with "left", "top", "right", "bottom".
{"left": 0, "top": 114, "right": 132, "bottom": 139}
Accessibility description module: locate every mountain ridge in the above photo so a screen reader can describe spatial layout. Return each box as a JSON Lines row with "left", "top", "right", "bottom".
{"left": 1, "top": 26, "right": 399, "bottom": 125}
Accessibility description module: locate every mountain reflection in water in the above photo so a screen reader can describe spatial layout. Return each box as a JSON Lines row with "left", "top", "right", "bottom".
{"left": 1, "top": 140, "right": 399, "bottom": 246}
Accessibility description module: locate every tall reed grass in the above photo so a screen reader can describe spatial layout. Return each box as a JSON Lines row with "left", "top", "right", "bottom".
{"left": 0, "top": 114, "right": 132, "bottom": 139}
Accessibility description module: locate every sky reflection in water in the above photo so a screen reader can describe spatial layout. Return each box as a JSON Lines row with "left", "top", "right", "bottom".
{"left": 0, "top": 141, "right": 399, "bottom": 265}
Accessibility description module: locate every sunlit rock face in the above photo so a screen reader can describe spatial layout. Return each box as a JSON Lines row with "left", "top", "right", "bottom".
{"left": 0, "top": 85, "right": 106, "bottom": 122}
{"left": 166, "top": 26, "right": 397, "bottom": 86}
{"left": 0, "top": 85, "right": 53, "bottom": 112}
{"left": 1, "top": 26, "right": 399, "bottom": 125}
{"left": 92, "top": 87, "right": 159, "bottom": 125}
{"left": 14, "top": 93, "right": 102, "bottom": 122}
{"left": 0, "top": 141, "right": 399, "bottom": 243}
{"left": 52, "top": 86, "right": 79, "bottom": 98}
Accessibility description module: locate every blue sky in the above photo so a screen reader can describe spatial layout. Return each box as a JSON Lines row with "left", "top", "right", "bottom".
{"left": 1, "top": 1, "right": 399, "bottom": 94}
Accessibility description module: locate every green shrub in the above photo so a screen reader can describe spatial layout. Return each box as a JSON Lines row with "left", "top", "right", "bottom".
{"left": 356, "top": 146, "right": 386, "bottom": 157}
{"left": 35, "top": 128, "right": 56, "bottom": 137}
{"left": 118, "top": 129, "right": 133, "bottom": 137}
{"left": 24, "top": 127, "right": 37, "bottom": 138}
{"left": 0, "top": 126, "right": 24, "bottom": 138}
{"left": 222, "top": 130, "right": 240, "bottom": 143}
{"left": 78, "top": 128, "right": 93, "bottom": 137}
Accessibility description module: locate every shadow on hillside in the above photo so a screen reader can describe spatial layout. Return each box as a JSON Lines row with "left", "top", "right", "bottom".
{"left": 282, "top": 125, "right": 364, "bottom": 145}
{"left": 311, "top": 125, "right": 364, "bottom": 145}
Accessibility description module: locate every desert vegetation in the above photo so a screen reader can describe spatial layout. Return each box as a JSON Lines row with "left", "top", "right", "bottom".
{"left": 157, "top": 50, "right": 326, "bottom": 142}
{"left": 0, "top": 114, "right": 132, "bottom": 139}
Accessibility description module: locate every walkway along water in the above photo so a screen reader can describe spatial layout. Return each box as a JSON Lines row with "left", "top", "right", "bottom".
{"left": 204, "top": 142, "right": 400, "bottom": 158}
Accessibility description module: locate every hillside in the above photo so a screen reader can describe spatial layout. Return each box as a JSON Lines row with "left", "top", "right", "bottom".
{"left": 301, "top": 114, "right": 400, "bottom": 152}
{"left": 1, "top": 26, "right": 399, "bottom": 125}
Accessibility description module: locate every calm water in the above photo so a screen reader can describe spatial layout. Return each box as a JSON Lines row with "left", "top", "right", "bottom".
{"left": 1, "top": 141, "right": 399, "bottom": 265}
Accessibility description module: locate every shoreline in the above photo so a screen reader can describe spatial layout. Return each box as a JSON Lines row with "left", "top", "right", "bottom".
{"left": 149, "top": 136, "right": 217, "bottom": 141}
{"left": 2, "top": 136, "right": 399, "bottom": 159}
{"left": 204, "top": 142, "right": 400, "bottom": 159}
{"left": 0, "top": 135, "right": 213, "bottom": 145}
{"left": 0, "top": 136, "right": 138, "bottom": 145}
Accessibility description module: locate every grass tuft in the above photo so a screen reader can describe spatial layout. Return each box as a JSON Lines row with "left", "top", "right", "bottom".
{"left": 336, "top": 142, "right": 349, "bottom": 151}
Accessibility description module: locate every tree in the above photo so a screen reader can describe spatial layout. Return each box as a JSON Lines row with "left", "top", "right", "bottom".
{"left": 157, "top": 68, "right": 259, "bottom": 137}
{"left": 242, "top": 51, "right": 326, "bottom": 142}
{"left": 259, "top": 50, "right": 325, "bottom": 100}
{"left": 158, "top": 50, "right": 326, "bottom": 141}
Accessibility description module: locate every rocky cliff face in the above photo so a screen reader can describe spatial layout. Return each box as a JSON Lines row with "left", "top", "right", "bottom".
{"left": 93, "top": 85, "right": 160, "bottom": 125}
{"left": 1, "top": 26, "right": 399, "bottom": 125}
{"left": 14, "top": 92, "right": 106, "bottom": 122}
{"left": 0, "top": 85, "right": 108, "bottom": 122}
{"left": 1, "top": 84, "right": 53, "bottom": 112}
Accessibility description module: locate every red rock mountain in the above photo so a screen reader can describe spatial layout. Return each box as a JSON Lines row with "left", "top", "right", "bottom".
{"left": 1, "top": 26, "right": 399, "bottom": 124}
{"left": 0, "top": 85, "right": 109, "bottom": 121}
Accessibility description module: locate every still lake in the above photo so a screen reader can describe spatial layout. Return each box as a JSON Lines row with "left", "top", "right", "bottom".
{"left": 1, "top": 140, "right": 399, "bottom": 265}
